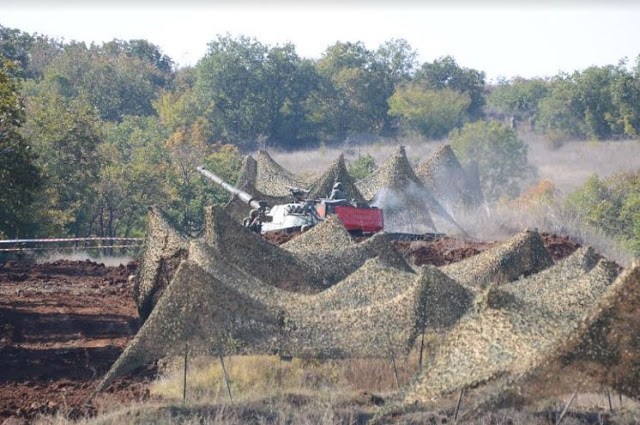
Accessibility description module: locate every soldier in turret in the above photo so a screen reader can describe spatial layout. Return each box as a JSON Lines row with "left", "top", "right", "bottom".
{"left": 330, "top": 182, "right": 345, "bottom": 200}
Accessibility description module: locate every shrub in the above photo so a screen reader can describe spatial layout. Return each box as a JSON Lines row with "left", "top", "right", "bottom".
{"left": 388, "top": 84, "right": 470, "bottom": 139}
{"left": 564, "top": 172, "right": 640, "bottom": 256}
{"left": 347, "top": 154, "right": 376, "bottom": 179}
{"left": 449, "top": 120, "right": 535, "bottom": 201}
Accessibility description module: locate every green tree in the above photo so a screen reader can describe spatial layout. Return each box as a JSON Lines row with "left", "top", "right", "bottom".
{"left": 487, "top": 77, "right": 551, "bottom": 122}
{"left": 22, "top": 92, "right": 102, "bottom": 237}
{"left": 389, "top": 84, "right": 470, "bottom": 139}
{"left": 375, "top": 38, "right": 418, "bottom": 85}
{"left": 96, "top": 116, "right": 170, "bottom": 237}
{"left": 164, "top": 124, "right": 242, "bottom": 231}
{"left": 25, "top": 40, "right": 172, "bottom": 122}
{"left": 0, "top": 25, "right": 34, "bottom": 77}
{"left": 311, "top": 41, "right": 391, "bottom": 139}
{"left": 195, "top": 35, "right": 318, "bottom": 148}
{"left": 415, "top": 56, "right": 486, "bottom": 119}
{"left": 565, "top": 173, "right": 640, "bottom": 256}
{"left": 0, "top": 60, "right": 41, "bottom": 237}
{"left": 535, "top": 76, "right": 586, "bottom": 140}
{"left": 449, "top": 120, "right": 534, "bottom": 200}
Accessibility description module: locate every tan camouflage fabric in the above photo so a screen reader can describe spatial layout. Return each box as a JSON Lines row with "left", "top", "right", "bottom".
{"left": 133, "top": 207, "right": 190, "bottom": 321}
{"left": 356, "top": 146, "right": 465, "bottom": 234}
{"left": 415, "top": 144, "right": 483, "bottom": 209}
{"left": 223, "top": 155, "right": 293, "bottom": 221}
{"left": 92, "top": 206, "right": 475, "bottom": 399}
{"left": 306, "top": 154, "right": 367, "bottom": 203}
{"left": 254, "top": 150, "right": 307, "bottom": 197}
{"left": 441, "top": 229, "right": 554, "bottom": 290}
{"left": 389, "top": 250, "right": 640, "bottom": 420}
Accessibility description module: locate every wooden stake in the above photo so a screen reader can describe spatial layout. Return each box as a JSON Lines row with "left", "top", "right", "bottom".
{"left": 607, "top": 389, "right": 613, "bottom": 412}
{"left": 418, "top": 331, "right": 425, "bottom": 371}
{"left": 555, "top": 390, "right": 577, "bottom": 425}
{"left": 390, "top": 351, "right": 400, "bottom": 391}
{"left": 619, "top": 391, "right": 623, "bottom": 408}
{"left": 219, "top": 352, "right": 233, "bottom": 404}
{"left": 182, "top": 343, "right": 188, "bottom": 402}
{"left": 453, "top": 387, "right": 465, "bottom": 423}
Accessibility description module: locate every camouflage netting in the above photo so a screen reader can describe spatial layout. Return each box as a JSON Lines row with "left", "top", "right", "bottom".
{"left": 356, "top": 146, "right": 462, "bottom": 233}
{"left": 415, "top": 144, "right": 483, "bottom": 210}
{"left": 202, "top": 206, "right": 317, "bottom": 292}
{"left": 234, "top": 155, "right": 258, "bottom": 190}
{"left": 102, "top": 204, "right": 639, "bottom": 419}
{"left": 307, "top": 154, "right": 367, "bottom": 203}
{"left": 440, "top": 229, "right": 554, "bottom": 290}
{"left": 254, "top": 150, "right": 308, "bottom": 197}
{"left": 288, "top": 232, "right": 415, "bottom": 289}
{"left": 134, "top": 207, "right": 190, "bottom": 321}
{"left": 223, "top": 155, "right": 293, "bottom": 222}
{"left": 393, "top": 254, "right": 640, "bottom": 419}
{"left": 91, "top": 210, "right": 476, "bottom": 398}
{"left": 282, "top": 215, "right": 355, "bottom": 255}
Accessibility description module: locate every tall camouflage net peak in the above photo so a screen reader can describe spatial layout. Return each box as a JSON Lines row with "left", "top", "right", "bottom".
{"left": 223, "top": 155, "right": 293, "bottom": 222}
{"left": 394, "top": 250, "right": 629, "bottom": 418}
{"left": 92, "top": 234, "right": 474, "bottom": 399}
{"left": 307, "top": 154, "right": 367, "bottom": 203}
{"left": 234, "top": 155, "right": 258, "bottom": 191}
{"left": 415, "top": 144, "right": 483, "bottom": 209}
{"left": 133, "top": 206, "right": 190, "bottom": 322}
{"left": 356, "top": 146, "right": 461, "bottom": 233}
{"left": 202, "top": 206, "right": 316, "bottom": 292}
{"left": 254, "top": 150, "right": 308, "bottom": 197}
{"left": 441, "top": 229, "right": 554, "bottom": 290}
{"left": 282, "top": 215, "right": 355, "bottom": 256}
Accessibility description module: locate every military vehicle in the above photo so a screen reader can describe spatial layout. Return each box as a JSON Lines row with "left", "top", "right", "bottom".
{"left": 197, "top": 166, "right": 384, "bottom": 235}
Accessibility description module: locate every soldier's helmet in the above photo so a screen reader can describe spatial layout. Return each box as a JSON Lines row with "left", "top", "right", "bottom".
{"left": 333, "top": 182, "right": 343, "bottom": 190}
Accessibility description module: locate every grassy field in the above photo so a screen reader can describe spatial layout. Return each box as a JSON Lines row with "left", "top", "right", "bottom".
{"left": 34, "top": 352, "right": 640, "bottom": 425}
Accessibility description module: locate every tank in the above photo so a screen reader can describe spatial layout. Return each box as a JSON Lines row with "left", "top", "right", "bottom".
{"left": 197, "top": 166, "right": 383, "bottom": 234}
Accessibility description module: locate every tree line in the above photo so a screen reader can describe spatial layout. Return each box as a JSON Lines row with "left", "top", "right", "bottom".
{"left": 1, "top": 24, "right": 639, "bottom": 241}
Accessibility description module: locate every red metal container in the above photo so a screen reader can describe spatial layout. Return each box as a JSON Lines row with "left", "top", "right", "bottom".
{"left": 334, "top": 206, "right": 384, "bottom": 233}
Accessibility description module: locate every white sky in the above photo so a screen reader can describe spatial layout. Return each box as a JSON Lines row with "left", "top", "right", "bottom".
{"left": 2, "top": 1, "right": 640, "bottom": 82}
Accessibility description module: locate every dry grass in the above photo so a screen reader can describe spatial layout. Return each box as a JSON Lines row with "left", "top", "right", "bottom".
{"left": 150, "top": 348, "right": 432, "bottom": 405}
{"left": 265, "top": 135, "right": 640, "bottom": 197}
{"left": 522, "top": 133, "right": 640, "bottom": 194}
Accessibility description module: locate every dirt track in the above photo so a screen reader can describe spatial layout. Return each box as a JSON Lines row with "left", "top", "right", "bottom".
{"left": 0, "top": 234, "right": 581, "bottom": 422}
{"left": 0, "top": 259, "right": 155, "bottom": 422}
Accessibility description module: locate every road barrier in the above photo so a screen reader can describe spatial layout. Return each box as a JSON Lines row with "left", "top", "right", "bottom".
{"left": 0, "top": 237, "right": 144, "bottom": 253}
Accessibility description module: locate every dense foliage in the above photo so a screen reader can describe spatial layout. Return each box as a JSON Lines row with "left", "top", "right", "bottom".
{"left": 449, "top": 121, "right": 534, "bottom": 201}
{"left": 565, "top": 173, "right": 640, "bottom": 256}
{"left": 489, "top": 59, "right": 640, "bottom": 141}
{"left": 0, "top": 60, "right": 41, "bottom": 238}
{"left": 1, "top": 23, "right": 639, "bottom": 239}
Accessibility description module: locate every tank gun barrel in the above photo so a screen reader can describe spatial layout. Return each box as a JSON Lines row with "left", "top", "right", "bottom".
{"left": 196, "top": 166, "right": 266, "bottom": 210}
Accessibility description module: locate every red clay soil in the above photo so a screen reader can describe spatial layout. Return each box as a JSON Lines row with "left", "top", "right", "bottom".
{"left": 0, "top": 233, "right": 582, "bottom": 423}
{"left": 393, "top": 232, "right": 581, "bottom": 267}
{"left": 0, "top": 259, "right": 155, "bottom": 423}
